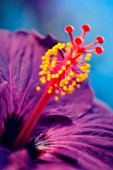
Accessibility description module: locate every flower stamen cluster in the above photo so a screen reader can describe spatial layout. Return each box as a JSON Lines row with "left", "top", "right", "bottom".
{"left": 37, "top": 24, "right": 104, "bottom": 101}
{"left": 13, "top": 24, "right": 104, "bottom": 149}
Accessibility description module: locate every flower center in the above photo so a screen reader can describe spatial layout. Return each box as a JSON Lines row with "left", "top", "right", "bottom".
{"left": 13, "top": 24, "right": 104, "bottom": 149}
{"left": 0, "top": 113, "right": 24, "bottom": 150}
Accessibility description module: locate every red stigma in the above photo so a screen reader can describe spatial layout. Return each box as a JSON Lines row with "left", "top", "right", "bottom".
{"left": 65, "top": 25, "right": 74, "bottom": 33}
{"left": 65, "top": 24, "right": 104, "bottom": 55}
{"left": 95, "top": 46, "right": 103, "bottom": 54}
{"left": 82, "top": 24, "right": 91, "bottom": 32}
{"left": 96, "top": 36, "right": 104, "bottom": 44}
{"left": 75, "top": 37, "right": 83, "bottom": 45}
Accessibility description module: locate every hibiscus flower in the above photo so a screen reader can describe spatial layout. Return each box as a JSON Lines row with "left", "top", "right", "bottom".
{"left": 0, "top": 25, "right": 113, "bottom": 170}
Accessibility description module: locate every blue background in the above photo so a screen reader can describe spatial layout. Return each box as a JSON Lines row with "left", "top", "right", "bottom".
{"left": 0, "top": 0, "right": 113, "bottom": 108}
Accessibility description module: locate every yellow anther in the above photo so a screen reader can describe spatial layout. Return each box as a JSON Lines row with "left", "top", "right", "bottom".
{"left": 80, "top": 66, "right": 84, "bottom": 70}
{"left": 40, "top": 76, "right": 45, "bottom": 81}
{"left": 54, "top": 96, "right": 59, "bottom": 102}
{"left": 43, "top": 67, "right": 47, "bottom": 71}
{"left": 61, "top": 79, "right": 65, "bottom": 84}
{"left": 52, "top": 50, "right": 57, "bottom": 55}
{"left": 58, "top": 43, "right": 65, "bottom": 50}
{"left": 83, "top": 73, "right": 88, "bottom": 79}
{"left": 66, "top": 43, "right": 72, "bottom": 47}
{"left": 58, "top": 70, "right": 63, "bottom": 74}
{"left": 51, "top": 61, "right": 56, "bottom": 65}
{"left": 49, "top": 86, "right": 53, "bottom": 89}
{"left": 62, "top": 43, "right": 65, "bottom": 47}
{"left": 47, "top": 89, "right": 52, "bottom": 94}
{"left": 52, "top": 74, "right": 55, "bottom": 78}
{"left": 86, "top": 70, "right": 90, "bottom": 73}
{"left": 48, "top": 49, "right": 52, "bottom": 54}
{"left": 40, "top": 78, "right": 46, "bottom": 84}
{"left": 67, "top": 85, "right": 74, "bottom": 94}
{"left": 51, "top": 64, "right": 56, "bottom": 68}
{"left": 75, "top": 74, "right": 79, "bottom": 78}
{"left": 61, "top": 91, "right": 66, "bottom": 96}
{"left": 51, "top": 65, "right": 55, "bottom": 68}
{"left": 40, "top": 65, "right": 43, "bottom": 68}
{"left": 52, "top": 57, "right": 58, "bottom": 61}
{"left": 83, "top": 62, "right": 87, "bottom": 67}
{"left": 55, "top": 89, "right": 59, "bottom": 94}
{"left": 66, "top": 76, "right": 71, "bottom": 81}
{"left": 86, "top": 63, "right": 90, "bottom": 69}
{"left": 70, "top": 71, "right": 74, "bottom": 77}
{"left": 76, "top": 78, "right": 81, "bottom": 82}
{"left": 47, "top": 73, "right": 51, "bottom": 77}
{"left": 42, "top": 61, "right": 46, "bottom": 64}
{"left": 67, "top": 60, "right": 71, "bottom": 65}
{"left": 46, "top": 71, "right": 50, "bottom": 74}
{"left": 87, "top": 53, "right": 92, "bottom": 57}
{"left": 41, "top": 80, "right": 46, "bottom": 84}
{"left": 59, "top": 82, "right": 64, "bottom": 87}
{"left": 58, "top": 45, "right": 62, "bottom": 50}
{"left": 62, "top": 65, "right": 66, "bottom": 70}
{"left": 42, "top": 56, "right": 45, "bottom": 60}
{"left": 57, "top": 43, "right": 61, "bottom": 46}
{"left": 76, "top": 84, "right": 80, "bottom": 88}
{"left": 66, "top": 43, "right": 72, "bottom": 52}
{"left": 66, "top": 47, "right": 70, "bottom": 52}
{"left": 82, "top": 68, "right": 88, "bottom": 73}
{"left": 72, "top": 81, "right": 76, "bottom": 86}
{"left": 45, "top": 53, "right": 50, "bottom": 59}
{"left": 54, "top": 74, "right": 59, "bottom": 78}
{"left": 60, "top": 79, "right": 65, "bottom": 87}
{"left": 84, "top": 53, "right": 92, "bottom": 61}
{"left": 54, "top": 83, "right": 58, "bottom": 88}
{"left": 39, "top": 71, "right": 45, "bottom": 76}
{"left": 45, "top": 60, "right": 50, "bottom": 64}
{"left": 36, "top": 86, "right": 41, "bottom": 91}
{"left": 63, "top": 86, "right": 67, "bottom": 91}
{"left": 63, "top": 79, "right": 68, "bottom": 85}
{"left": 45, "top": 54, "right": 50, "bottom": 59}
{"left": 43, "top": 64, "right": 49, "bottom": 68}
{"left": 47, "top": 77, "right": 51, "bottom": 81}
{"left": 52, "top": 46, "right": 57, "bottom": 50}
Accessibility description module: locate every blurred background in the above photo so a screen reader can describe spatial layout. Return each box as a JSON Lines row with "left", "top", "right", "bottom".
{"left": 0, "top": 0, "right": 113, "bottom": 108}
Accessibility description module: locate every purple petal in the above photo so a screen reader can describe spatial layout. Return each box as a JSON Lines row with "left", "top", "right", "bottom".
{"left": 33, "top": 99, "right": 113, "bottom": 170}
{"left": 0, "top": 145, "right": 32, "bottom": 170}
{"left": 45, "top": 82, "right": 93, "bottom": 120}
{"left": 0, "top": 30, "right": 58, "bottom": 118}
{"left": 0, "top": 146, "right": 10, "bottom": 169}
